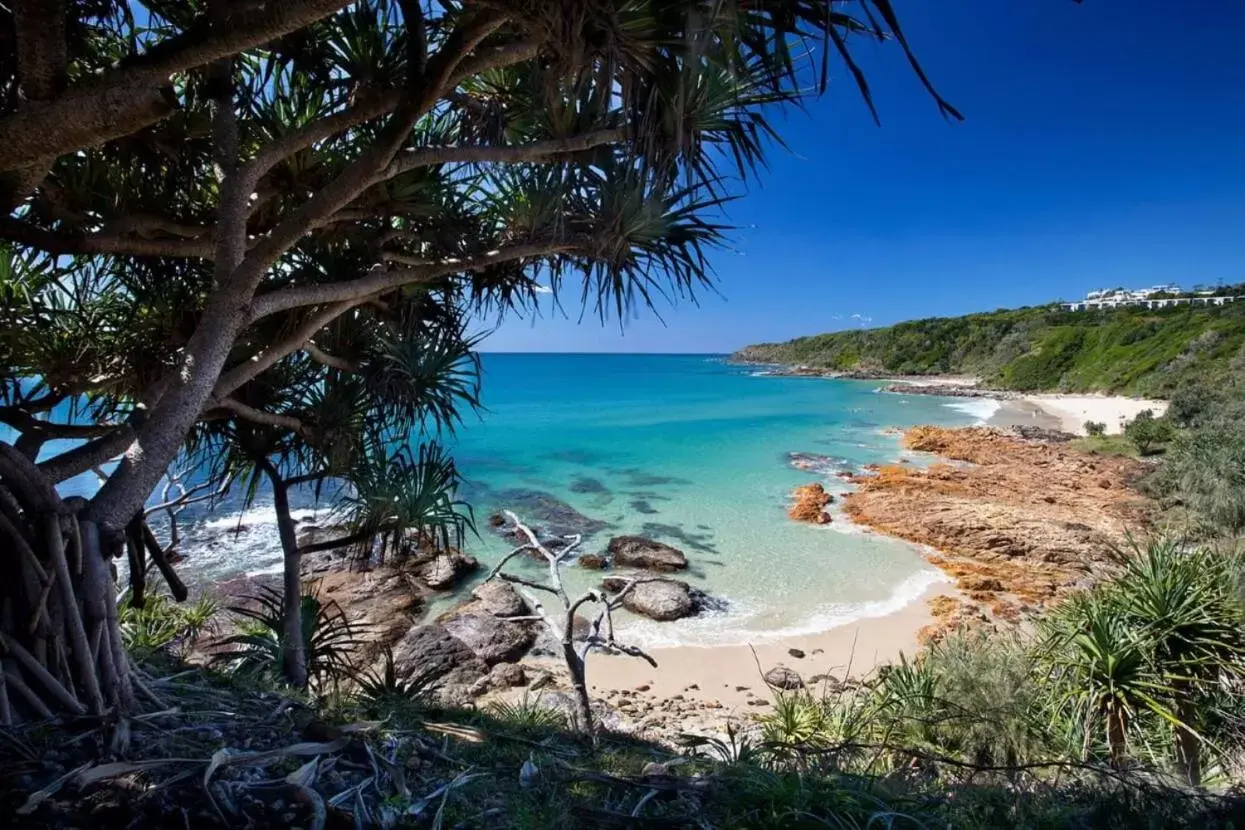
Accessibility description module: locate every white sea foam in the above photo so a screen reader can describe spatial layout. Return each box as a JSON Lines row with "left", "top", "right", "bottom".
{"left": 942, "top": 398, "right": 1001, "bottom": 424}
{"left": 200, "top": 505, "right": 324, "bottom": 530}
{"left": 618, "top": 568, "right": 950, "bottom": 649}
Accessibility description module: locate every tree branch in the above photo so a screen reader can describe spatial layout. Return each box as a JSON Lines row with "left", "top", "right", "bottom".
{"left": 214, "top": 300, "right": 362, "bottom": 399}
{"left": 214, "top": 398, "right": 306, "bottom": 434}
{"left": 305, "top": 342, "right": 359, "bottom": 373}
{"left": 241, "top": 38, "right": 538, "bottom": 197}
{"left": 384, "top": 128, "right": 627, "bottom": 177}
{"left": 0, "top": 407, "right": 118, "bottom": 440}
{"left": 0, "top": 0, "right": 353, "bottom": 172}
{"left": 231, "top": 13, "right": 508, "bottom": 298}
{"left": 36, "top": 427, "right": 135, "bottom": 485}
{"left": 249, "top": 241, "right": 567, "bottom": 321}
{"left": 0, "top": 217, "right": 215, "bottom": 259}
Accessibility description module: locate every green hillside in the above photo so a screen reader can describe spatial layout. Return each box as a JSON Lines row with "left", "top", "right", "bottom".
{"left": 733, "top": 301, "right": 1245, "bottom": 395}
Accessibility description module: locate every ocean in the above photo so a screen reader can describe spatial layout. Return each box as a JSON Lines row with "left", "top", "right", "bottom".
{"left": 39, "top": 354, "right": 996, "bottom": 648}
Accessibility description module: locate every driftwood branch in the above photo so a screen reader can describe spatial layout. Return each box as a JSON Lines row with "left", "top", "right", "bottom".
{"left": 487, "top": 512, "right": 657, "bottom": 735}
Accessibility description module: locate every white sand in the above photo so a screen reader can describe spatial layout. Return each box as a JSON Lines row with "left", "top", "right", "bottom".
{"left": 580, "top": 582, "right": 954, "bottom": 709}
{"left": 1021, "top": 394, "right": 1168, "bottom": 436}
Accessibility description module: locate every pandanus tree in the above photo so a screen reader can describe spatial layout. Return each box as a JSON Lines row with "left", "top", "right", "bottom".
{"left": 0, "top": 1, "right": 956, "bottom": 719}
{"left": 1039, "top": 538, "right": 1245, "bottom": 784}
{"left": 190, "top": 289, "right": 479, "bottom": 687}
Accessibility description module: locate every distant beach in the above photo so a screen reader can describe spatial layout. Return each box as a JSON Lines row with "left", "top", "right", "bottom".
{"left": 882, "top": 375, "right": 1168, "bottom": 435}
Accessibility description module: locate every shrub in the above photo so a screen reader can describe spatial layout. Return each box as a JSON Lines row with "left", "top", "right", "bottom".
{"left": 1124, "top": 409, "right": 1172, "bottom": 455}
{"left": 119, "top": 591, "right": 219, "bottom": 657}
{"left": 1037, "top": 538, "right": 1245, "bottom": 784}
{"left": 1084, "top": 421, "right": 1107, "bottom": 437}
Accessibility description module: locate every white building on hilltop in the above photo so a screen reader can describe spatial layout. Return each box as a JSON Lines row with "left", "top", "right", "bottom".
{"left": 1061, "top": 284, "right": 1239, "bottom": 312}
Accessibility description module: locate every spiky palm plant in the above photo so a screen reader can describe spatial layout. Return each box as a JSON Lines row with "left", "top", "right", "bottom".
{"left": 1039, "top": 592, "right": 1164, "bottom": 768}
{"left": 215, "top": 586, "right": 365, "bottom": 691}
{"left": 1111, "top": 538, "right": 1245, "bottom": 784}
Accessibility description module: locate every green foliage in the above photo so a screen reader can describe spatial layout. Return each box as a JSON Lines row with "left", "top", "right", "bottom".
{"left": 214, "top": 586, "right": 364, "bottom": 690}
{"left": 486, "top": 695, "right": 569, "bottom": 733}
{"left": 756, "top": 537, "right": 1245, "bottom": 789}
{"left": 1124, "top": 409, "right": 1173, "bottom": 455}
{"left": 1085, "top": 420, "right": 1107, "bottom": 437}
{"left": 118, "top": 591, "right": 219, "bottom": 657}
{"left": 1043, "top": 538, "right": 1245, "bottom": 780}
{"left": 1071, "top": 434, "right": 1139, "bottom": 459}
{"left": 734, "top": 302, "right": 1245, "bottom": 396}
{"left": 336, "top": 441, "right": 474, "bottom": 560}
{"left": 348, "top": 646, "right": 435, "bottom": 713}
{"left": 1147, "top": 376, "right": 1245, "bottom": 537}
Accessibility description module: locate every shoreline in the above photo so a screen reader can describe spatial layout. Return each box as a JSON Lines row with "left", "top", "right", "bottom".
{"left": 532, "top": 418, "right": 1153, "bottom": 728}
{"left": 732, "top": 363, "right": 1169, "bottom": 436}
{"left": 881, "top": 374, "right": 1168, "bottom": 435}
{"left": 549, "top": 580, "right": 957, "bottom": 713}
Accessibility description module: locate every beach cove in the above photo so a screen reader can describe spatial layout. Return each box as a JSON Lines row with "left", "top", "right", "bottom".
{"left": 164, "top": 354, "right": 1160, "bottom": 727}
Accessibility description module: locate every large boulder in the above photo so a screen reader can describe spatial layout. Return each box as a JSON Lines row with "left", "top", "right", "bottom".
{"left": 391, "top": 624, "right": 488, "bottom": 689}
{"left": 470, "top": 580, "right": 529, "bottom": 617}
{"left": 602, "top": 577, "right": 697, "bottom": 621}
{"left": 441, "top": 612, "right": 536, "bottom": 665}
{"left": 419, "top": 549, "right": 479, "bottom": 590}
{"left": 606, "top": 536, "right": 688, "bottom": 572}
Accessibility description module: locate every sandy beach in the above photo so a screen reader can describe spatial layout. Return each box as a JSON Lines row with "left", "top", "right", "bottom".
{"left": 1020, "top": 393, "right": 1168, "bottom": 435}
{"left": 579, "top": 581, "right": 953, "bottom": 711}
{"left": 885, "top": 375, "right": 1169, "bottom": 436}
{"left": 499, "top": 380, "right": 1167, "bottom": 727}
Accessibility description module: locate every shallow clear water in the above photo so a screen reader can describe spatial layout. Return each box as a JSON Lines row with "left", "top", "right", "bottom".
{"left": 20, "top": 355, "right": 992, "bottom": 647}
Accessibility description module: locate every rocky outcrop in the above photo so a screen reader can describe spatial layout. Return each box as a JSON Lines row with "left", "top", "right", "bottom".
{"left": 606, "top": 536, "right": 688, "bottom": 572}
{"left": 881, "top": 383, "right": 1014, "bottom": 399}
{"left": 418, "top": 549, "right": 478, "bottom": 590}
{"left": 602, "top": 576, "right": 697, "bottom": 621}
{"left": 438, "top": 580, "right": 537, "bottom": 665}
{"left": 441, "top": 612, "right": 535, "bottom": 664}
{"left": 391, "top": 624, "right": 489, "bottom": 693}
{"left": 470, "top": 580, "right": 529, "bottom": 617}
{"left": 788, "top": 483, "right": 832, "bottom": 524}
{"left": 493, "top": 489, "right": 610, "bottom": 538}
{"left": 843, "top": 426, "right": 1152, "bottom": 638}
{"left": 577, "top": 554, "right": 608, "bottom": 570}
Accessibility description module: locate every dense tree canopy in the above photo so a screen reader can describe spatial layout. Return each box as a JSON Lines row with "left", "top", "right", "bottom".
{"left": 0, "top": 1, "right": 954, "bottom": 715}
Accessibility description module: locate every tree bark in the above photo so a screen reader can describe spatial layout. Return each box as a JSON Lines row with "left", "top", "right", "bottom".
{"left": 262, "top": 462, "right": 308, "bottom": 689}
{"left": 1174, "top": 699, "right": 1202, "bottom": 787}
{"left": 563, "top": 606, "right": 593, "bottom": 734}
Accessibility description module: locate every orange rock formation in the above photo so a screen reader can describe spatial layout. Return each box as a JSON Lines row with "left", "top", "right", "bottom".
{"left": 789, "top": 482, "right": 833, "bottom": 523}
{"left": 844, "top": 426, "right": 1152, "bottom": 641}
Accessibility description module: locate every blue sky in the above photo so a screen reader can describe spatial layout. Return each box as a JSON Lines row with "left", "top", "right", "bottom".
{"left": 485, "top": 0, "right": 1245, "bottom": 353}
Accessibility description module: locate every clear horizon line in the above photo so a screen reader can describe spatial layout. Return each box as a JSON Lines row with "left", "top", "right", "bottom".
{"left": 478, "top": 350, "right": 731, "bottom": 356}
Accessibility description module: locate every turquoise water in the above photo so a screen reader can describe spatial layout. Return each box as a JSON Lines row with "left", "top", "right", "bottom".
{"left": 53, "top": 354, "right": 992, "bottom": 647}
{"left": 425, "top": 354, "right": 978, "bottom": 646}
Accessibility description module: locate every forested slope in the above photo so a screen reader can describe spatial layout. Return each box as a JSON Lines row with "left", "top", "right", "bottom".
{"left": 733, "top": 302, "right": 1245, "bottom": 395}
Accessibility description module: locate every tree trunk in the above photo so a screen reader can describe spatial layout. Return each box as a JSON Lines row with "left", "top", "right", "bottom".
{"left": 263, "top": 464, "right": 308, "bottom": 688}
{"left": 1106, "top": 706, "right": 1129, "bottom": 769}
{"left": 0, "top": 445, "right": 141, "bottom": 717}
{"left": 562, "top": 608, "right": 593, "bottom": 734}
{"left": 1174, "top": 699, "right": 1203, "bottom": 787}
